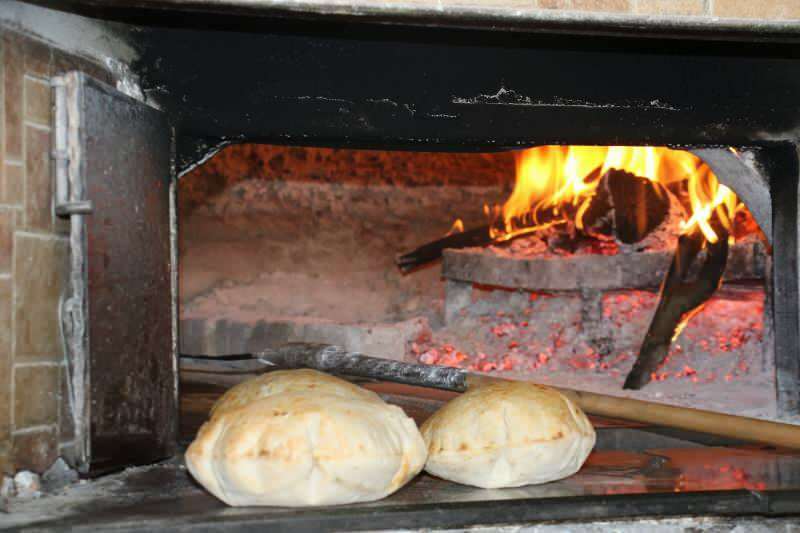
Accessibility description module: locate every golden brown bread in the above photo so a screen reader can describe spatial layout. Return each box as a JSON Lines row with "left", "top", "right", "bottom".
{"left": 420, "top": 380, "right": 595, "bottom": 488}
{"left": 186, "top": 369, "right": 426, "bottom": 506}
{"left": 209, "top": 368, "right": 382, "bottom": 419}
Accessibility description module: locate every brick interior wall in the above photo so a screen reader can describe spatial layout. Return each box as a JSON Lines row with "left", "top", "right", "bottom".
{"left": 0, "top": 28, "right": 114, "bottom": 475}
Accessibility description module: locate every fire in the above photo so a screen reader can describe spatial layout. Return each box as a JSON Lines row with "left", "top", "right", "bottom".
{"left": 487, "top": 146, "right": 739, "bottom": 244}
{"left": 446, "top": 218, "right": 465, "bottom": 236}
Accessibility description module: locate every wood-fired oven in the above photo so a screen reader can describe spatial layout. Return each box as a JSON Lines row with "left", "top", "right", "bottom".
{"left": 4, "top": 0, "right": 800, "bottom": 530}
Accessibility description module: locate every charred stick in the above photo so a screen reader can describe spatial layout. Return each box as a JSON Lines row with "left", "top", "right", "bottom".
{"left": 396, "top": 212, "right": 569, "bottom": 274}
{"left": 623, "top": 224, "right": 729, "bottom": 390}
{"left": 396, "top": 225, "right": 492, "bottom": 273}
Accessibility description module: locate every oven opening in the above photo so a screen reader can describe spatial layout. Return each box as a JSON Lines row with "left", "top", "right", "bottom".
{"left": 179, "top": 143, "right": 773, "bottom": 416}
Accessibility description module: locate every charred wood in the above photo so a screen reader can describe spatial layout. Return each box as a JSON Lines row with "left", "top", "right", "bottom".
{"left": 623, "top": 222, "right": 730, "bottom": 390}
{"left": 396, "top": 225, "right": 493, "bottom": 273}
{"left": 398, "top": 168, "right": 671, "bottom": 273}
{"left": 582, "top": 168, "right": 671, "bottom": 244}
{"left": 608, "top": 169, "right": 671, "bottom": 244}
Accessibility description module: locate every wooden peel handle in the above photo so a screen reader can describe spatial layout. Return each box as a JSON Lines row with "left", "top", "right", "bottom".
{"left": 196, "top": 344, "right": 800, "bottom": 451}
{"left": 467, "top": 374, "right": 800, "bottom": 450}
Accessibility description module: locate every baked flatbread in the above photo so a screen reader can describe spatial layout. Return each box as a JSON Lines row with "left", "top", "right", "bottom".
{"left": 420, "top": 380, "right": 595, "bottom": 488}
{"left": 186, "top": 370, "right": 427, "bottom": 506}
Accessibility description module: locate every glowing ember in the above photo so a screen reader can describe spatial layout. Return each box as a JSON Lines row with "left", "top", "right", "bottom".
{"left": 475, "top": 146, "right": 740, "bottom": 244}
{"left": 411, "top": 288, "right": 765, "bottom": 390}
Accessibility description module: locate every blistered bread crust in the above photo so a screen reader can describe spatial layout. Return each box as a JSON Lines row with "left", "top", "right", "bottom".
{"left": 420, "top": 380, "right": 595, "bottom": 488}
{"left": 210, "top": 368, "right": 382, "bottom": 419}
{"left": 186, "top": 370, "right": 426, "bottom": 506}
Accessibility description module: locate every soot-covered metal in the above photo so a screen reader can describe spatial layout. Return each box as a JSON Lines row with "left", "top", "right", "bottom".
{"left": 124, "top": 20, "right": 800, "bottom": 172}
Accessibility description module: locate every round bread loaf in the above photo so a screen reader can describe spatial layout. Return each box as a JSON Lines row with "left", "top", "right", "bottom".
{"left": 186, "top": 370, "right": 427, "bottom": 506}
{"left": 420, "top": 381, "right": 595, "bottom": 488}
{"left": 209, "top": 368, "right": 382, "bottom": 418}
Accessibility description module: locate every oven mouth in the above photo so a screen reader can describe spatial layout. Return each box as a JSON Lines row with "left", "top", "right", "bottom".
{"left": 178, "top": 142, "right": 776, "bottom": 418}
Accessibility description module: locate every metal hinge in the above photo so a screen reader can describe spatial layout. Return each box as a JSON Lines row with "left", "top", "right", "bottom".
{"left": 53, "top": 76, "right": 93, "bottom": 216}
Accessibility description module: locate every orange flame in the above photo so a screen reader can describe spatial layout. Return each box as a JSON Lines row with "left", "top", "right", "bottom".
{"left": 489, "top": 146, "right": 739, "bottom": 244}
{"left": 446, "top": 218, "right": 465, "bottom": 236}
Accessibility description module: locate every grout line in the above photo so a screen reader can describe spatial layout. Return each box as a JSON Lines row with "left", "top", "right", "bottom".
{"left": 11, "top": 93, "right": 17, "bottom": 431}
{"left": 14, "top": 230, "right": 68, "bottom": 241}
{"left": 23, "top": 120, "right": 51, "bottom": 132}
{"left": 22, "top": 48, "right": 28, "bottom": 238}
{"left": 23, "top": 73, "right": 50, "bottom": 86}
{"left": 13, "top": 361, "right": 62, "bottom": 368}
{"left": 0, "top": 273, "right": 10, "bottom": 280}
{"left": 0, "top": 37, "right": 5, "bottom": 205}
{"left": 5, "top": 159, "right": 23, "bottom": 167}
{"left": 12, "top": 424, "right": 57, "bottom": 436}
{"left": 12, "top": 57, "right": 22, "bottom": 433}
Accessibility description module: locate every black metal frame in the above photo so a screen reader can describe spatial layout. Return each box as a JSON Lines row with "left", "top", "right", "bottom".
{"left": 119, "top": 22, "right": 800, "bottom": 169}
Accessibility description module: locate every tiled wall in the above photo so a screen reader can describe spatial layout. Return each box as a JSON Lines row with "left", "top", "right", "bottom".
{"left": 0, "top": 27, "right": 114, "bottom": 475}
{"left": 532, "top": 0, "right": 800, "bottom": 18}
{"left": 401, "top": 0, "right": 800, "bottom": 19}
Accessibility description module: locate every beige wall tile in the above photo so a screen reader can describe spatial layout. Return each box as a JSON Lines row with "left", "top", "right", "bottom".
{"left": 0, "top": 440, "right": 10, "bottom": 475}
{"left": 3, "top": 163, "right": 22, "bottom": 207}
{"left": 58, "top": 365, "right": 74, "bottom": 444}
{"left": 0, "top": 208, "right": 13, "bottom": 273}
{"left": 22, "top": 39, "right": 51, "bottom": 79}
{"left": 13, "top": 365, "right": 60, "bottom": 429}
{"left": 571, "top": 0, "right": 630, "bottom": 11}
{"left": 24, "top": 76, "right": 51, "bottom": 127}
{"left": 636, "top": 0, "right": 706, "bottom": 16}
{"left": 24, "top": 126, "right": 52, "bottom": 232}
{"left": 12, "top": 426, "right": 57, "bottom": 473}
{"left": 538, "top": 0, "right": 631, "bottom": 11}
{"left": 441, "top": 0, "right": 536, "bottom": 8}
{"left": 0, "top": 37, "right": 4, "bottom": 208}
{"left": 3, "top": 34, "right": 22, "bottom": 162}
{"left": 13, "top": 234, "right": 68, "bottom": 362}
{"left": 0, "top": 278, "right": 11, "bottom": 446}
{"left": 714, "top": 0, "right": 800, "bottom": 19}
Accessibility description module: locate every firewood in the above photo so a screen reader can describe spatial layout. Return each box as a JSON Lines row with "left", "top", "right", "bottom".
{"left": 605, "top": 169, "right": 671, "bottom": 244}
{"left": 397, "top": 168, "right": 671, "bottom": 273}
{"left": 623, "top": 221, "right": 729, "bottom": 390}
{"left": 396, "top": 225, "right": 493, "bottom": 273}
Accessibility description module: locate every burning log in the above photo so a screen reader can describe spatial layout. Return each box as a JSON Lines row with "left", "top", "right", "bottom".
{"left": 398, "top": 168, "right": 672, "bottom": 273}
{"left": 396, "top": 225, "right": 493, "bottom": 273}
{"left": 605, "top": 169, "right": 671, "bottom": 244}
{"left": 623, "top": 221, "right": 730, "bottom": 390}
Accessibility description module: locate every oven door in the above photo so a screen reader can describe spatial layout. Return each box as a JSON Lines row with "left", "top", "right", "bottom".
{"left": 54, "top": 72, "right": 177, "bottom": 476}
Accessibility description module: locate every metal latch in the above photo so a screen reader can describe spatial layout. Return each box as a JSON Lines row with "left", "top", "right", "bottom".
{"left": 52, "top": 76, "right": 93, "bottom": 216}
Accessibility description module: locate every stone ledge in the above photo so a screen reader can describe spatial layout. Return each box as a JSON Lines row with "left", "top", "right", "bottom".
{"left": 443, "top": 239, "right": 767, "bottom": 292}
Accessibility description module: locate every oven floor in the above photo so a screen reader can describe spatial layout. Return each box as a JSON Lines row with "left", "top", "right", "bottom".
{"left": 4, "top": 382, "right": 800, "bottom": 532}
